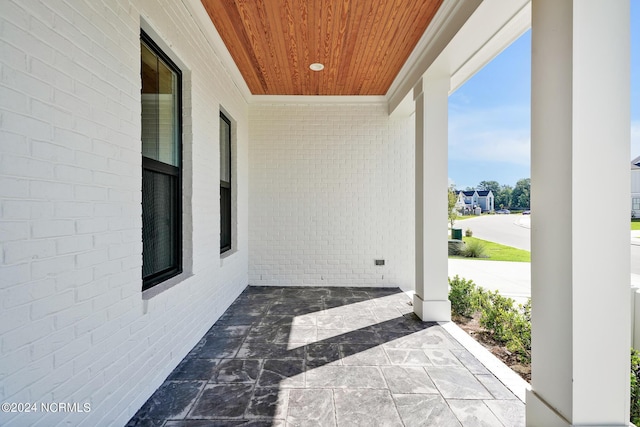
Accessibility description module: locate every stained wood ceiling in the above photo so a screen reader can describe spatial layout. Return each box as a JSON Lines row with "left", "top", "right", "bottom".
{"left": 201, "top": 0, "right": 443, "bottom": 96}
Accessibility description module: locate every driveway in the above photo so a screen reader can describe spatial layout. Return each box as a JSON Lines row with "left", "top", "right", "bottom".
{"left": 453, "top": 214, "right": 530, "bottom": 251}
{"left": 448, "top": 259, "right": 531, "bottom": 304}
{"left": 449, "top": 214, "right": 532, "bottom": 301}
{"left": 450, "top": 214, "right": 640, "bottom": 288}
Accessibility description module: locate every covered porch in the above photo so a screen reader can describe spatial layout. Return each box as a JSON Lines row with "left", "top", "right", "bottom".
{"left": 127, "top": 286, "right": 526, "bottom": 426}
{"left": 0, "top": 0, "right": 632, "bottom": 426}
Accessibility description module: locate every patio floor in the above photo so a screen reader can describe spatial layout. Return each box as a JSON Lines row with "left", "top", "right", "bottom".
{"left": 127, "top": 286, "right": 525, "bottom": 426}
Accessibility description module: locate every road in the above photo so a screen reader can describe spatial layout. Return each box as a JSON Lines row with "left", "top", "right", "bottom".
{"left": 456, "top": 214, "right": 640, "bottom": 275}
{"left": 449, "top": 215, "right": 640, "bottom": 301}
{"left": 449, "top": 214, "right": 532, "bottom": 302}
{"left": 454, "top": 214, "right": 530, "bottom": 251}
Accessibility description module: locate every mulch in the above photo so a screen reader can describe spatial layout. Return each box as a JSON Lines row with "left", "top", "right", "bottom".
{"left": 453, "top": 314, "right": 531, "bottom": 383}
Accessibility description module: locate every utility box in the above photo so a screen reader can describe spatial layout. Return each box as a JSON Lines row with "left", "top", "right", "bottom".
{"left": 451, "top": 228, "right": 462, "bottom": 240}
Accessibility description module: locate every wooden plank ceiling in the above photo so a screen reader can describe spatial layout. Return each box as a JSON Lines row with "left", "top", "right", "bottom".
{"left": 201, "top": 0, "right": 443, "bottom": 96}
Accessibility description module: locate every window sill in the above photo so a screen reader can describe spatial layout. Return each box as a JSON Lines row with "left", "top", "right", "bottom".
{"left": 142, "top": 271, "right": 194, "bottom": 301}
{"left": 220, "top": 248, "right": 237, "bottom": 267}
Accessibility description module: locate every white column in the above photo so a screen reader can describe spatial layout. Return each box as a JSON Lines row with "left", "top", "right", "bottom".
{"left": 527, "top": 1, "right": 630, "bottom": 425}
{"left": 413, "top": 75, "right": 451, "bottom": 322}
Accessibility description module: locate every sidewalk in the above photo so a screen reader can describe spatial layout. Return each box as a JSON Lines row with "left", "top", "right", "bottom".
{"left": 448, "top": 259, "right": 531, "bottom": 304}
{"left": 449, "top": 256, "right": 640, "bottom": 303}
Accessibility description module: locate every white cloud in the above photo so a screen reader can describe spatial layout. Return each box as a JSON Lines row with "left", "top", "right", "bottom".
{"left": 448, "top": 104, "right": 530, "bottom": 166}
{"left": 449, "top": 106, "right": 640, "bottom": 166}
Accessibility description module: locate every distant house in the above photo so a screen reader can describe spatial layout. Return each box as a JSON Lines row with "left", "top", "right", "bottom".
{"left": 476, "top": 190, "right": 495, "bottom": 213}
{"left": 456, "top": 190, "right": 477, "bottom": 214}
{"left": 455, "top": 190, "right": 494, "bottom": 214}
{"left": 632, "top": 156, "right": 640, "bottom": 217}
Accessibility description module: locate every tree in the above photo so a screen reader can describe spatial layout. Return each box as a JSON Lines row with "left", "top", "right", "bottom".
{"left": 477, "top": 180, "right": 500, "bottom": 195}
{"left": 448, "top": 187, "right": 458, "bottom": 229}
{"left": 511, "top": 178, "right": 531, "bottom": 209}
{"left": 495, "top": 185, "right": 513, "bottom": 209}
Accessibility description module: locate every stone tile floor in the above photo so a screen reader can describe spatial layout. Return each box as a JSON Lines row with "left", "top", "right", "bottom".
{"left": 127, "top": 286, "right": 525, "bottom": 426}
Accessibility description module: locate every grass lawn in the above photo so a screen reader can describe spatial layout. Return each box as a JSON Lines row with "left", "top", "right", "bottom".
{"left": 450, "top": 236, "right": 531, "bottom": 262}
{"left": 632, "top": 219, "right": 640, "bottom": 230}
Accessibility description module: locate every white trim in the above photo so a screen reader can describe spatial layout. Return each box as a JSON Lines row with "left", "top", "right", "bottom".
{"left": 390, "top": 0, "right": 531, "bottom": 116}
{"left": 180, "top": 0, "right": 252, "bottom": 103}
{"left": 249, "top": 95, "right": 387, "bottom": 105}
{"left": 450, "top": 2, "right": 530, "bottom": 93}
{"left": 441, "top": 321, "right": 531, "bottom": 403}
{"left": 141, "top": 272, "right": 195, "bottom": 301}
{"left": 387, "top": 0, "right": 481, "bottom": 115}
{"left": 178, "top": 0, "right": 532, "bottom": 113}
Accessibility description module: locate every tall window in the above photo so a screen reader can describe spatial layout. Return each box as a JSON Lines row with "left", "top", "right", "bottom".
{"left": 220, "top": 112, "right": 232, "bottom": 253}
{"left": 141, "top": 32, "right": 182, "bottom": 290}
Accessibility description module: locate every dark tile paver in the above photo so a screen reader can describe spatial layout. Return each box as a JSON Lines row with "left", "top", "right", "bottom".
{"left": 394, "top": 394, "right": 461, "bottom": 427}
{"left": 484, "top": 399, "right": 526, "bottom": 427}
{"left": 476, "top": 374, "right": 519, "bottom": 400}
{"left": 448, "top": 399, "right": 503, "bottom": 427}
{"left": 246, "top": 387, "right": 288, "bottom": 419}
{"left": 339, "top": 344, "right": 390, "bottom": 365}
{"left": 427, "top": 366, "right": 493, "bottom": 399}
{"left": 305, "top": 365, "right": 387, "bottom": 388}
{"left": 130, "top": 381, "right": 204, "bottom": 422}
{"left": 257, "top": 359, "right": 304, "bottom": 388}
{"left": 210, "top": 359, "right": 261, "bottom": 383}
{"left": 385, "top": 348, "right": 432, "bottom": 366}
{"left": 128, "top": 286, "right": 525, "bottom": 426}
{"left": 187, "top": 384, "right": 254, "bottom": 419}
{"left": 287, "top": 389, "right": 335, "bottom": 426}
{"left": 334, "top": 389, "right": 403, "bottom": 426}
{"left": 381, "top": 366, "right": 438, "bottom": 394}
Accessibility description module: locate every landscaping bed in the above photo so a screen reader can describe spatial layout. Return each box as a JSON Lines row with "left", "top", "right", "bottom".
{"left": 449, "top": 275, "right": 640, "bottom": 425}
{"left": 448, "top": 275, "right": 531, "bottom": 382}
{"left": 453, "top": 312, "right": 531, "bottom": 382}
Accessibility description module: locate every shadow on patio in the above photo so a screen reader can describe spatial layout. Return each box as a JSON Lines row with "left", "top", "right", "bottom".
{"left": 127, "top": 287, "right": 524, "bottom": 426}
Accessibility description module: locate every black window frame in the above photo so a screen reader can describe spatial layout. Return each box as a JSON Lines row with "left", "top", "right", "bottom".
{"left": 141, "top": 31, "right": 183, "bottom": 291}
{"left": 220, "top": 112, "right": 232, "bottom": 254}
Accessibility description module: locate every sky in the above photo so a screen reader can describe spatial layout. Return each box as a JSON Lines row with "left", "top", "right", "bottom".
{"left": 448, "top": 4, "right": 640, "bottom": 190}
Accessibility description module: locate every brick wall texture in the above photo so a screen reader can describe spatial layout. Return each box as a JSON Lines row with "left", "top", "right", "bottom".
{"left": 0, "top": 1, "right": 416, "bottom": 425}
{"left": 0, "top": 0, "right": 249, "bottom": 425}
{"left": 249, "top": 104, "right": 415, "bottom": 289}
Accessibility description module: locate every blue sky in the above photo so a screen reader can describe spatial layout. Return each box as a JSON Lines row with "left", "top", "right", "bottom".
{"left": 448, "top": 5, "right": 640, "bottom": 190}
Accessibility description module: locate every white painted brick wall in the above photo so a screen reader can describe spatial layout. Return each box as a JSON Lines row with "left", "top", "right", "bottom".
{"left": 248, "top": 104, "right": 415, "bottom": 289}
{"left": 0, "top": 0, "right": 249, "bottom": 425}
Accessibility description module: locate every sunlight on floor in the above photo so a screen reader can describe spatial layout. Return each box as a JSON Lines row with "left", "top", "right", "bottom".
{"left": 287, "top": 294, "right": 414, "bottom": 350}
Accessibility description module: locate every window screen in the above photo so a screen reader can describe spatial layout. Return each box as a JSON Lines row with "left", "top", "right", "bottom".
{"left": 220, "top": 112, "right": 231, "bottom": 253}
{"left": 141, "top": 32, "right": 182, "bottom": 290}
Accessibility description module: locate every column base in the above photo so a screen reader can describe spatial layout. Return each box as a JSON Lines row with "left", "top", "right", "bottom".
{"left": 413, "top": 294, "right": 450, "bottom": 322}
{"left": 526, "top": 389, "right": 630, "bottom": 426}
{"left": 526, "top": 389, "right": 570, "bottom": 427}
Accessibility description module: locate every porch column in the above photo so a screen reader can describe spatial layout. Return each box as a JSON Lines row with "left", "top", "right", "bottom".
{"left": 527, "top": 1, "right": 630, "bottom": 425}
{"left": 413, "top": 75, "right": 451, "bottom": 322}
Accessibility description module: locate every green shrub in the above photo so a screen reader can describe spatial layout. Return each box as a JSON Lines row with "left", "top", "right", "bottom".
{"left": 449, "top": 275, "right": 476, "bottom": 317}
{"left": 465, "top": 228, "right": 473, "bottom": 237}
{"left": 471, "top": 285, "right": 490, "bottom": 313}
{"left": 479, "top": 292, "right": 531, "bottom": 363}
{"left": 448, "top": 276, "right": 531, "bottom": 364}
{"left": 632, "top": 348, "right": 640, "bottom": 425}
{"left": 462, "top": 239, "right": 487, "bottom": 258}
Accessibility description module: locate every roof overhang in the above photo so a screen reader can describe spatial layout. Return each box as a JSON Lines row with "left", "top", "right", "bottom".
{"left": 180, "top": 0, "right": 531, "bottom": 112}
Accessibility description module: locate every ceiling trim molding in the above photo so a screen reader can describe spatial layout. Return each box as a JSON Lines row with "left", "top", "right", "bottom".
{"left": 449, "top": 2, "right": 531, "bottom": 93}
{"left": 181, "top": 0, "right": 252, "bottom": 103}
{"left": 386, "top": 0, "right": 482, "bottom": 115}
{"left": 249, "top": 95, "right": 387, "bottom": 105}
